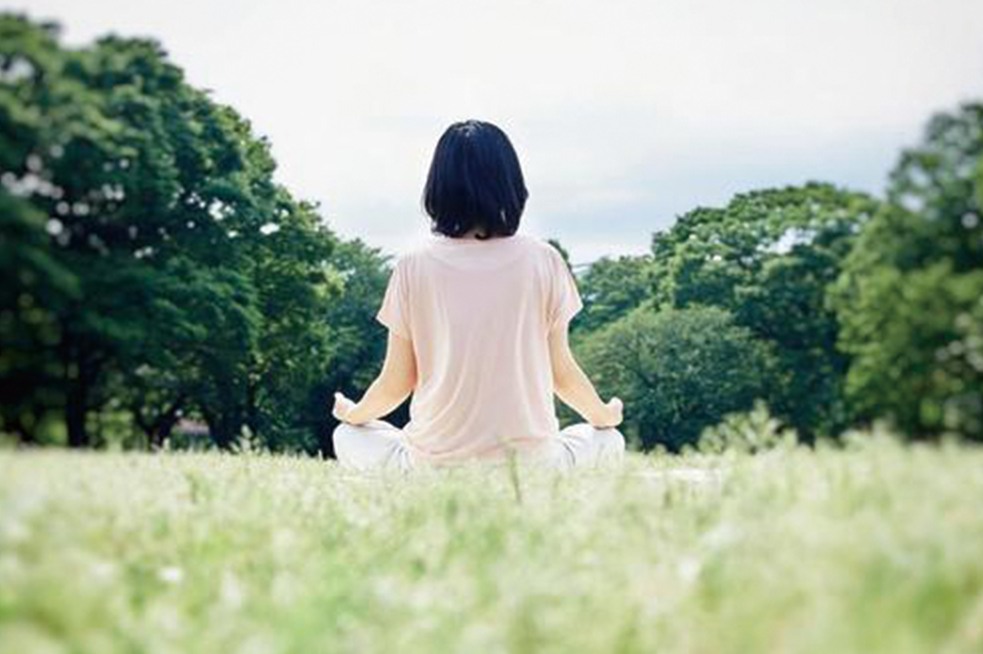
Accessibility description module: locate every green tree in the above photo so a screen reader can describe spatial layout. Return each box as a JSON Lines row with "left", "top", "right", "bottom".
{"left": 648, "top": 183, "right": 880, "bottom": 438}
{"left": 832, "top": 102, "right": 983, "bottom": 439}
{"left": 574, "top": 254, "right": 651, "bottom": 334}
{"left": 244, "top": 198, "right": 338, "bottom": 451}
{"left": 0, "top": 15, "right": 339, "bottom": 450}
{"left": 579, "top": 306, "right": 775, "bottom": 451}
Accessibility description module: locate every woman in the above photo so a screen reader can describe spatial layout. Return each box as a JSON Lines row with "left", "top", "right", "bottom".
{"left": 331, "top": 120, "right": 625, "bottom": 472}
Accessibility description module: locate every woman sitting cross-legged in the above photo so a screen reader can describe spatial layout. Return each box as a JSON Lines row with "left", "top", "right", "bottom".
{"left": 331, "top": 120, "right": 625, "bottom": 472}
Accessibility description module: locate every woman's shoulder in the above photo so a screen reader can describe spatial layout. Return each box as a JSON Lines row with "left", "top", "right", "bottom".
{"left": 510, "top": 233, "right": 563, "bottom": 258}
{"left": 389, "top": 237, "right": 436, "bottom": 268}
{"left": 518, "top": 234, "right": 567, "bottom": 267}
{"left": 400, "top": 231, "right": 561, "bottom": 272}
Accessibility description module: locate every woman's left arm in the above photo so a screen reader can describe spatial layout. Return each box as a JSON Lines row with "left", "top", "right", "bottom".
{"left": 336, "top": 331, "right": 417, "bottom": 425}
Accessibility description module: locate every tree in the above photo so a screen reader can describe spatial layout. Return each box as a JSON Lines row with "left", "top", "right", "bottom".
{"left": 831, "top": 102, "right": 983, "bottom": 440}
{"left": 579, "top": 306, "right": 775, "bottom": 451}
{"left": 244, "top": 197, "right": 338, "bottom": 452}
{"left": 648, "top": 183, "right": 880, "bottom": 438}
{"left": 0, "top": 15, "right": 340, "bottom": 450}
{"left": 574, "top": 254, "right": 651, "bottom": 334}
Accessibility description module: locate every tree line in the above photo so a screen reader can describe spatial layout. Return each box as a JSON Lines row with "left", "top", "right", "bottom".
{"left": 1, "top": 15, "right": 980, "bottom": 453}
{"left": 0, "top": 15, "right": 394, "bottom": 452}
{"left": 571, "top": 108, "right": 982, "bottom": 449}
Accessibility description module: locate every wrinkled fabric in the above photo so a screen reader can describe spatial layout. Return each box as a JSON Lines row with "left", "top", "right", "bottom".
{"left": 375, "top": 233, "right": 584, "bottom": 466}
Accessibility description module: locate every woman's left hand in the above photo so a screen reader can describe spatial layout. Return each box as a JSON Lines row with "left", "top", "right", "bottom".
{"left": 332, "top": 392, "right": 357, "bottom": 423}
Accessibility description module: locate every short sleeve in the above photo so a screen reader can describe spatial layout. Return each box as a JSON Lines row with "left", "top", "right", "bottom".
{"left": 547, "top": 246, "right": 583, "bottom": 332}
{"left": 376, "top": 257, "right": 412, "bottom": 341}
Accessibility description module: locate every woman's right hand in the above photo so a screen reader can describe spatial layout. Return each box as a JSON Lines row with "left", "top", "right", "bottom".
{"left": 593, "top": 397, "right": 624, "bottom": 429}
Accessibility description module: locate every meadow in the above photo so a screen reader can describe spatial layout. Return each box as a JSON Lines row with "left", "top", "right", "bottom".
{"left": 1, "top": 432, "right": 981, "bottom": 653}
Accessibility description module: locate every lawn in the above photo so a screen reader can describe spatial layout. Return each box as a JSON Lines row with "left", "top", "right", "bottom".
{"left": 1, "top": 434, "right": 981, "bottom": 653}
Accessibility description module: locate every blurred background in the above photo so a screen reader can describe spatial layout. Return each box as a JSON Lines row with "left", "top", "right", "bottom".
{"left": 1, "top": 1, "right": 981, "bottom": 454}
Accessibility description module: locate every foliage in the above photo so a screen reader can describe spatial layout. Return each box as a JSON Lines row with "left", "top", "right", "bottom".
{"left": 2, "top": 443, "right": 982, "bottom": 653}
{"left": 0, "top": 15, "right": 341, "bottom": 450}
{"left": 648, "top": 183, "right": 881, "bottom": 439}
{"left": 831, "top": 102, "right": 983, "bottom": 440}
{"left": 579, "top": 306, "right": 775, "bottom": 450}
{"left": 574, "top": 253, "right": 652, "bottom": 334}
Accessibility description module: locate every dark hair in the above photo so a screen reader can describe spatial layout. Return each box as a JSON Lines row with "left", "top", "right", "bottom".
{"left": 423, "top": 120, "right": 528, "bottom": 239}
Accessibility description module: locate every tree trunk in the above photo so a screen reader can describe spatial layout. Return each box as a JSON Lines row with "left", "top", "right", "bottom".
{"left": 246, "top": 376, "right": 260, "bottom": 439}
{"left": 61, "top": 330, "right": 104, "bottom": 449}
{"left": 151, "top": 398, "right": 185, "bottom": 449}
{"left": 138, "top": 394, "right": 187, "bottom": 449}
{"left": 66, "top": 378, "right": 88, "bottom": 448}
{"left": 9, "top": 415, "right": 38, "bottom": 446}
{"left": 201, "top": 407, "right": 235, "bottom": 449}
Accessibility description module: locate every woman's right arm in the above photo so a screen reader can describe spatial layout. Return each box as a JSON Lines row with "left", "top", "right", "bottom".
{"left": 548, "top": 323, "right": 623, "bottom": 428}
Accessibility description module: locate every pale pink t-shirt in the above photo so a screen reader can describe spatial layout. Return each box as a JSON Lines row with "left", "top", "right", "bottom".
{"left": 375, "top": 232, "right": 583, "bottom": 466}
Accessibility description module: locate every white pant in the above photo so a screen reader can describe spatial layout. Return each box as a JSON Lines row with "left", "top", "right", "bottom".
{"left": 332, "top": 420, "right": 626, "bottom": 473}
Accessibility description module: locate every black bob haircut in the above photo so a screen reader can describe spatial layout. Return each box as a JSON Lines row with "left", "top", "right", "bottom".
{"left": 423, "top": 120, "right": 528, "bottom": 240}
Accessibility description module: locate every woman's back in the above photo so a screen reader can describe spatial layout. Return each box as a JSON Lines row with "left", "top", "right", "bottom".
{"left": 377, "top": 232, "right": 582, "bottom": 465}
{"left": 331, "top": 119, "right": 622, "bottom": 472}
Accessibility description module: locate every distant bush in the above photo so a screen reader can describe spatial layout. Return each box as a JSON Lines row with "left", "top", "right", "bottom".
{"left": 579, "top": 306, "right": 775, "bottom": 451}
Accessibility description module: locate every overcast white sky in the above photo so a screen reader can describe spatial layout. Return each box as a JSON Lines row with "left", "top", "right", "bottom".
{"left": 12, "top": 0, "right": 983, "bottom": 262}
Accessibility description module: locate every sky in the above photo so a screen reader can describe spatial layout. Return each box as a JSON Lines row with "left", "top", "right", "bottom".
{"left": 11, "top": 0, "right": 983, "bottom": 263}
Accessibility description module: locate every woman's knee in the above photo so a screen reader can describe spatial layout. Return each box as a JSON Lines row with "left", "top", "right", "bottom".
{"left": 595, "top": 427, "right": 626, "bottom": 458}
{"left": 332, "top": 421, "right": 387, "bottom": 466}
{"left": 563, "top": 423, "right": 625, "bottom": 447}
{"left": 332, "top": 422, "right": 362, "bottom": 463}
{"left": 561, "top": 422, "right": 595, "bottom": 440}
{"left": 331, "top": 420, "right": 407, "bottom": 471}
{"left": 560, "top": 423, "right": 626, "bottom": 466}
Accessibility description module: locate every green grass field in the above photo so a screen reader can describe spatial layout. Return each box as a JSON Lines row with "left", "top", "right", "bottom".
{"left": 1, "top": 434, "right": 982, "bottom": 653}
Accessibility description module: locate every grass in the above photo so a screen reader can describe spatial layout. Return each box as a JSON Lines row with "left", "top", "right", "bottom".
{"left": 1, "top": 433, "right": 982, "bottom": 653}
